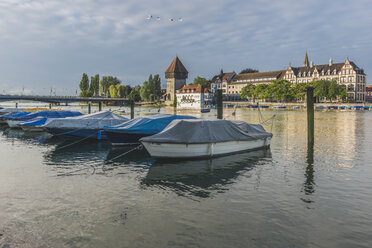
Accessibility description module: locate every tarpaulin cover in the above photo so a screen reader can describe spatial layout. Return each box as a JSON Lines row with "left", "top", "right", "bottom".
{"left": 19, "top": 111, "right": 83, "bottom": 126}
{"left": 9, "top": 110, "right": 82, "bottom": 122}
{"left": 104, "top": 114, "right": 197, "bottom": 134}
{"left": 0, "top": 111, "right": 29, "bottom": 119}
{"left": 42, "top": 111, "right": 128, "bottom": 130}
{"left": 140, "top": 119, "right": 273, "bottom": 144}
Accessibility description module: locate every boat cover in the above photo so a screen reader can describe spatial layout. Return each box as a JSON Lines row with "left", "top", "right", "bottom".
{"left": 7, "top": 110, "right": 82, "bottom": 121}
{"left": 0, "top": 111, "right": 29, "bottom": 119}
{"left": 19, "top": 111, "right": 83, "bottom": 126}
{"left": 42, "top": 111, "right": 128, "bottom": 130}
{"left": 104, "top": 114, "right": 196, "bottom": 134}
{"left": 140, "top": 119, "right": 273, "bottom": 144}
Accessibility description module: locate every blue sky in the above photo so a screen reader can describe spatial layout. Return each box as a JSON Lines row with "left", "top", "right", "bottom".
{"left": 0, "top": 0, "right": 371, "bottom": 95}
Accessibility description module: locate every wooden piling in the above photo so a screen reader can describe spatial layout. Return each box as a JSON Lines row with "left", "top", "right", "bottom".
{"left": 49, "top": 103, "right": 52, "bottom": 109}
{"left": 88, "top": 102, "right": 91, "bottom": 114}
{"left": 217, "top": 89, "right": 223, "bottom": 119}
{"left": 98, "top": 102, "right": 102, "bottom": 112}
{"left": 130, "top": 100, "right": 134, "bottom": 119}
{"left": 15, "top": 102, "right": 18, "bottom": 109}
{"left": 306, "top": 87, "right": 314, "bottom": 147}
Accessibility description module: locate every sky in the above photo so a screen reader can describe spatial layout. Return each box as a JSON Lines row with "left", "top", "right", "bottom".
{"left": 0, "top": 0, "right": 372, "bottom": 95}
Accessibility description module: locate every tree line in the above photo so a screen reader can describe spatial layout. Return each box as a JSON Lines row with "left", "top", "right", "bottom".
{"left": 240, "top": 79, "right": 348, "bottom": 102}
{"left": 79, "top": 73, "right": 162, "bottom": 102}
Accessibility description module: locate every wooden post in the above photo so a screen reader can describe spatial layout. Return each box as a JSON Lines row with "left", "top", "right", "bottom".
{"left": 130, "top": 100, "right": 134, "bottom": 119}
{"left": 49, "top": 103, "right": 52, "bottom": 109}
{"left": 98, "top": 102, "right": 102, "bottom": 112}
{"left": 15, "top": 102, "right": 18, "bottom": 109}
{"left": 217, "top": 89, "right": 223, "bottom": 119}
{"left": 88, "top": 102, "right": 91, "bottom": 114}
{"left": 306, "top": 87, "right": 314, "bottom": 147}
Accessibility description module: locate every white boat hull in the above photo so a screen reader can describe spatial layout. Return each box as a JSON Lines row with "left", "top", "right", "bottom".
{"left": 20, "top": 125, "right": 45, "bottom": 132}
{"left": 6, "top": 120, "right": 22, "bottom": 128}
{"left": 141, "top": 138, "right": 271, "bottom": 159}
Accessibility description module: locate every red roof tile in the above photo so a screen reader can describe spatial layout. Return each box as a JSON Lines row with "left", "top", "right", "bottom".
{"left": 165, "top": 56, "right": 188, "bottom": 73}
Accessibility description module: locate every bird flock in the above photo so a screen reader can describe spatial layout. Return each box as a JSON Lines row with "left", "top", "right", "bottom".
{"left": 146, "top": 15, "right": 183, "bottom": 22}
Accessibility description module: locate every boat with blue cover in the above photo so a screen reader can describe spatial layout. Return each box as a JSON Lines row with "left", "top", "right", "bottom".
{"left": 6, "top": 110, "right": 82, "bottom": 128}
{"left": 18, "top": 111, "right": 83, "bottom": 131}
{"left": 200, "top": 108, "right": 211, "bottom": 113}
{"left": 328, "top": 106, "right": 338, "bottom": 110}
{"left": 42, "top": 111, "right": 128, "bottom": 140}
{"left": 104, "top": 114, "right": 197, "bottom": 145}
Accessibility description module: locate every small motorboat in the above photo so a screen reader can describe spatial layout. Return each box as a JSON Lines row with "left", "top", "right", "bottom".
{"left": 339, "top": 106, "right": 346, "bottom": 110}
{"left": 42, "top": 111, "right": 128, "bottom": 140}
{"left": 327, "top": 106, "right": 338, "bottom": 110}
{"left": 6, "top": 110, "right": 81, "bottom": 128}
{"left": 18, "top": 111, "right": 83, "bottom": 132}
{"left": 273, "top": 105, "right": 286, "bottom": 109}
{"left": 315, "top": 106, "right": 324, "bottom": 110}
{"left": 200, "top": 108, "right": 210, "bottom": 113}
{"left": 140, "top": 119, "right": 272, "bottom": 159}
{"left": 258, "top": 105, "right": 269, "bottom": 108}
{"left": 104, "top": 114, "right": 196, "bottom": 145}
{"left": 292, "top": 106, "right": 301, "bottom": 109}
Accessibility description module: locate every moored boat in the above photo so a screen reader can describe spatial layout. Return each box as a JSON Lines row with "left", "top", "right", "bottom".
{"left": 200, "top": 108, "right": 210, "bottom": 113}
{"left": 5, "top": 110, "right": 82, "bottom": 128}
{"left": 140, "top": 119, "right": 272, "bottom": 159}
{"left": 42, "top": 111, "right": 128, "bottom": 140}
{"left": 18, "top": 111, "right": 83, "bottom": 132}
{"left": 104, "top": 114, "right": 196, "bottom": 145}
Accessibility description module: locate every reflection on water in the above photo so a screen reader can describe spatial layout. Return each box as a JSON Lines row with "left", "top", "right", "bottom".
{"left": 1, "top": 109, "right": 372, "bottom": 248}
{"left": 142, "top": 149, "right": 271, "bottom": 198}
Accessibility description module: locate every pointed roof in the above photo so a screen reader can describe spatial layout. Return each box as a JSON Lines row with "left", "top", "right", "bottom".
{"left": 165, "top": 56, "right": 188, "bottom": 73}
{"left": 303, "top": 51, "right": 309, "bottom": 67}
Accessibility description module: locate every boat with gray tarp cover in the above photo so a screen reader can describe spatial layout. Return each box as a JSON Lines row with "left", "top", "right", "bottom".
{"left": 140, "top": 119, "right": 273, "bottom": 159}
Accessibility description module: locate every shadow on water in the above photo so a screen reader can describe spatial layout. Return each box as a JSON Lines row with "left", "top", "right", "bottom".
{"left": 1, "top": 127, "right": 54, "bottom": 145}
{"left": 142, "top": 149, "right": 272, "bottom": 198}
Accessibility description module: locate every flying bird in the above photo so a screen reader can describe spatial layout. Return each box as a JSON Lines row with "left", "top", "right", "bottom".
{"left": 157, "top": 17, "right": 161, "bottom": 21}
{"left": 146, "top": 15, "right": 152, "bottom": 20}
{"left": 169, "top": 18, "right": 174, "bottom": 21}
{"left": 178, "top": 18, "right": 183, "bottom": 22}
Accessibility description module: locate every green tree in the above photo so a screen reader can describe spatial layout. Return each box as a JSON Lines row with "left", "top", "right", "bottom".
{"left": 253, "top": 84, "right": 269, "bottom": 101}
{"left": 118, "top": 85, "right": 128, "bottom": 98}
{"left": 239, "top": 68, "right": 259, "bottom": 74}
{"left": 128, "top": 86, "right": 141, "bottom": 101}
{"left": 240, "top": 83, "right": 256, "bottom": 100}
{"left": 190, "top": 76, "right": 210, "bottom": 89}
{"left": 89, "top": 74, "right": 100, "bottom": 96}
{"left": 153, "top": 74, "right": 162, "bottom": 99}
{"left": 79, "top": 73, "right": 89, "bottom": 97}
{"left": 140, "top": 81, "right": 151, "bottom": 101}
{"left": 100, "top": 76, "right": 121, "bottom": 97}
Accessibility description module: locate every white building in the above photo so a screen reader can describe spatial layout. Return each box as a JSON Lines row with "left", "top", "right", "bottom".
{"left": 176, "top": 85, "right": 211, "bottom": 108}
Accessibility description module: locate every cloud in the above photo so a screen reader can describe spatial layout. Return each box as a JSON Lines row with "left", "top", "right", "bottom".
{"left": 0, "top": 0, "right": 372, "bottom": 94}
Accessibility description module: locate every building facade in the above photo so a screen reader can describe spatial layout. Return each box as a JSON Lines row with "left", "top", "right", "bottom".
{"left": 366, "top": 85, "right": 372, "bottom": 102}
{"left": 176, "top": 85, "right": 211, "bottom": 108}
{"left": 165, "top": 56, "right": 188, "bottom": 104}
{"left": 213, "top": 53, "right": 367, "bottom": 102}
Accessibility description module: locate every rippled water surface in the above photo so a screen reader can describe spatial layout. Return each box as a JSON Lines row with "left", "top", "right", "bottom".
{"left": 1, "top": 106, "right": 372, "bottom": 247}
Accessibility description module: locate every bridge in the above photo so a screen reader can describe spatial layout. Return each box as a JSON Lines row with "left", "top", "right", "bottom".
{"left": 0, "top": 94, "right": 130, "bottom": 105}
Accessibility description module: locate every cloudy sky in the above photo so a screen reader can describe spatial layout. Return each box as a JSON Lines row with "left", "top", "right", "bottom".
{"left": 0, "top": 0, "right": 371, "bottom": 95}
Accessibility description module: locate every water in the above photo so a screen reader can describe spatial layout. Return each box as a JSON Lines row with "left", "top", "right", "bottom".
{"left": 1, "top": 107, "right": 372, "bottom": 247}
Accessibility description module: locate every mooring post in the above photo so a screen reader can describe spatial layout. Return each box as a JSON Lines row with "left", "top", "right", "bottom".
{"left": 49, "top": 103, "right": 52, "bottom": 109}
{"left": 306, "top": 87, "right": 314, "bottom": 147}
{"left": 88, "top": 102, "right": 91, "bottom": 114}
{"left": 98, "top": 101, "right": 102, "bottom": 112}
{"left": 15, "top": 102, "right": 18, "bottom": 109}
{"left": 130, "top": 100, "right": 134, "bottom": 119}
{"left": 217, "top": 89, "right": 223, "bottom": 119}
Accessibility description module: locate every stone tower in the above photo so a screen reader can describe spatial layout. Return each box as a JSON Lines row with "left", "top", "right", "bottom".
{"left": 165, "top": 56, "right": 188, "bottom": 103}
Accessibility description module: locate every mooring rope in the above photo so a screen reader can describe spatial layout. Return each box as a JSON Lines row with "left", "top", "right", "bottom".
{"left": 106, "top": 144, "right": 144, "bottom": 163}
{"left": 54, "top": 131, "right": 99, "bottom": 150}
